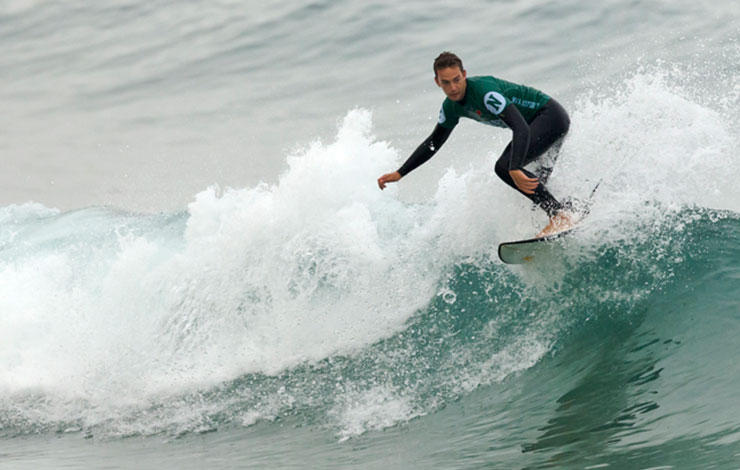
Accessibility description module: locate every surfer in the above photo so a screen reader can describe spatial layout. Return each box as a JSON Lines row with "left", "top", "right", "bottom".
{"left": 377, "top": 52, "right": 572, "bottom": 236}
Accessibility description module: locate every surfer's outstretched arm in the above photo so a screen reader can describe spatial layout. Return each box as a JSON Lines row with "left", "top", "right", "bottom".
{"left": 377, "top": 124, "right": 453, "bottom": 190}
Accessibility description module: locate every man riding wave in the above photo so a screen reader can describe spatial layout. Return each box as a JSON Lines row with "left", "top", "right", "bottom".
{"left": 377, "top": 52, "right": 574, "bottom": 237}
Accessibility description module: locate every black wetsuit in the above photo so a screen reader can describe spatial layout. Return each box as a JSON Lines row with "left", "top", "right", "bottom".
{"left": 397, "top": 75, "right": 570, "bottom": 217}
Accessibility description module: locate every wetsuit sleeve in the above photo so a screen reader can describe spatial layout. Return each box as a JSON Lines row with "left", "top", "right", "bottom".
{"left": 498, "top": 104, "right": 531, "bottom": 170}
{"left": 397, "top": 124, "right": 453, "bottom": 176}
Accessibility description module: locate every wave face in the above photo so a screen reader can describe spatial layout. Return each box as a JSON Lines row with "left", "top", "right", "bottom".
{"left": 1, "top": 70, "right": 740, "bottom": 467}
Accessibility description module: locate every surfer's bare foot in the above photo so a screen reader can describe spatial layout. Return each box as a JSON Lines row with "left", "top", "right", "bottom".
{"left": 537, "top": 212, "right": 574, "bottom": 238}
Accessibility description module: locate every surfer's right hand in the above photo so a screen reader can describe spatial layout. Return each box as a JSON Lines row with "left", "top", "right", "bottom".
{"left": 377, "top": 171, "right": 401, "bottom": 190}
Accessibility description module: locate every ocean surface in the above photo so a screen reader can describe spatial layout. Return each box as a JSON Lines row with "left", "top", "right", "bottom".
{"left": 2, "top": 0, "right": 739, "bottom": 468}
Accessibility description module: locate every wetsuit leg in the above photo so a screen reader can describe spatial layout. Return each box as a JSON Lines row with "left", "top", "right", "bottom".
{"left": 494, "top": 98, "right": 570, "bottom": 217}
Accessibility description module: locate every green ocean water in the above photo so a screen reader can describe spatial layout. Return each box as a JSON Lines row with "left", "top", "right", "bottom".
{"left": 2, "top": 206, "right": 739, "bottom": 468}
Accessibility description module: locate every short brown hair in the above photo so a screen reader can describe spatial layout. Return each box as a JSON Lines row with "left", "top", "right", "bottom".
{"left": 434, "top": 52, "right": 464, "bottom": 76}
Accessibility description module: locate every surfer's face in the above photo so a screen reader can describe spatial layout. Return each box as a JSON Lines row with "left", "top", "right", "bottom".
{"left": 435, "top": 66, "right": 467, "bottom": 102}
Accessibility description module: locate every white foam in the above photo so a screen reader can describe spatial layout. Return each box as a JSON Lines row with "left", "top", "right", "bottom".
{"left": 553, "top": 70, "right": 737, "bottom": 239}
{"left": 332, "top": 384, "right": 416, "bottom": 441}
{"left": 0, "top": 109, "right": 474, "bottom": 415}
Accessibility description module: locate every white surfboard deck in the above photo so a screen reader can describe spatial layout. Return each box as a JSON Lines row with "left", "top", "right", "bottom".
{"left": 498, "top": 181, "right": 601, "bottom": 264}
{"left": 497, "top": 228, "right": 574, "bottom": 265}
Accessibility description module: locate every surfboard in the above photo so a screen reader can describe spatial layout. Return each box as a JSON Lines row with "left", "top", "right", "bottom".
{"left": 498, "top": 181, "right": 601, "bottom": 264}
{"left": 497, "top": 228, "right": 574, "bottom": 264}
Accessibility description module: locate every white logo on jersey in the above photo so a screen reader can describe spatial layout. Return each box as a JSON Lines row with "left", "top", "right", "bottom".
{"left": 438, "top": 107, "right": 446, "bottom": 124}
{"left": 483, "top": 91, "right": 506, "bottom": 115}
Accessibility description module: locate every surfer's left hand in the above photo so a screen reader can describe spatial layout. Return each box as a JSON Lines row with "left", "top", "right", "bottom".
{"left": 509, "top": 170, "right": 538, "bottom": 195}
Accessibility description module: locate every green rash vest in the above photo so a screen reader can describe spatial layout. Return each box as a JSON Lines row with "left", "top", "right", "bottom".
{"left": 437, "top": 75, "right": 551, "bottom": 130}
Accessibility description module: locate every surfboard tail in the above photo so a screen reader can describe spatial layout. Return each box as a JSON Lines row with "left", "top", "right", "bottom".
{"left": 497, "top": 229, "right": 573, "bottom": 264}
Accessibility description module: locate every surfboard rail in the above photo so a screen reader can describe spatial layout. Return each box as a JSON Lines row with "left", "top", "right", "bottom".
{"left": 497, "top": 228, "right": 573, "bottom": 264}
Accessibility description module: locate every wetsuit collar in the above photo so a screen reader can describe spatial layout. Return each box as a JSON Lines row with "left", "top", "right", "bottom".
{"left": 455, "top": 79, "right": 469, "bottom": 105}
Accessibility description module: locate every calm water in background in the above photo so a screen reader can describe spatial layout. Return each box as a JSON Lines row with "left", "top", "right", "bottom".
{"left": 1, "top": 1, "right": 739, "bottom": 468}
{"left": 2, "top": 0, "right": 737, "bottom": 211}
